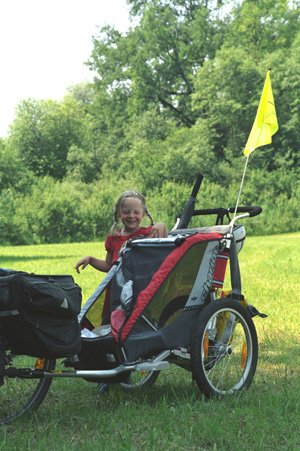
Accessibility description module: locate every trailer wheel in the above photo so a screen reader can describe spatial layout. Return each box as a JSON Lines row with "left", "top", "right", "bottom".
{"left": 191, "top": 299, "right": 258, "bottom": 398}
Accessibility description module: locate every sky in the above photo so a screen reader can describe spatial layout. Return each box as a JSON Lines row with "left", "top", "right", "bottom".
{"left": 0, "top": 0, "right": 130, "bottom": 138}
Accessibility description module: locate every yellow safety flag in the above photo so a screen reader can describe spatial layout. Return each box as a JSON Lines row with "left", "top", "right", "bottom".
{"left": 244, "top": 70, "right": 278, "bottom": 157}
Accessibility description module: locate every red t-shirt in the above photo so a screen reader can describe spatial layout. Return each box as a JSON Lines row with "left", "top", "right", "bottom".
{"left": 105, "top": 226, "right": 153, "bottom": 263}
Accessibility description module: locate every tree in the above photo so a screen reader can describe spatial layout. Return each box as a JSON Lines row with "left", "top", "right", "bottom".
{"left": 8, "top": 96, "right": 87, "bottom": 179}
{"left": 270, "top": 30, "right": 300, "bottom": 171}
{"left": 0, "top": 137, "right": 36, "bottom": 193}
{"left": 88, "top": 0, "right": 229, "bottom": 127}
{"left": 226, "top": 0, "right": 300, "bottom": 54}
{"left": 192, "top": 47, "right": 260, "bottom": 162}
{"left": 191, "top": 3, "right": 300, "bottom": 174}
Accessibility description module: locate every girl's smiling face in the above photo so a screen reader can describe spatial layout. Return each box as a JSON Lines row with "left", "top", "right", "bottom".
{"left": 119, "top": 197, "right": 145, "bottom": 235}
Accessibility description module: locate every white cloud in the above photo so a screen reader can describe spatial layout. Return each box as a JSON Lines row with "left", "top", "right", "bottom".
{"left": 0, "top": 0, "right": 130, "bottom": 137}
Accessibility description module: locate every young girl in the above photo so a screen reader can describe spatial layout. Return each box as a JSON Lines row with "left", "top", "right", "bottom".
{"left": 75, "top": 190, "right": 167, "bottom": 274}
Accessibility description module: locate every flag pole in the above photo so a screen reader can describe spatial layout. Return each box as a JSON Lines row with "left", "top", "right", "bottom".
{"left": 233, "top": 154, "right": 250, "bottom": 221}
{"left": 233, "top": 120, "right": 255, "bottom": 221}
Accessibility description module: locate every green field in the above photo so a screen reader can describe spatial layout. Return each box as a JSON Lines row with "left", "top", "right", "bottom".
{"left": 0, "top": 234, "right": 299, "bottom": 450}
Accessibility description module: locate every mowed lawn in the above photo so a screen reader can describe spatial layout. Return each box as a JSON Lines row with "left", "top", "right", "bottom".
{"left": 0, "top": 232, "right": 299, "bottom": 450}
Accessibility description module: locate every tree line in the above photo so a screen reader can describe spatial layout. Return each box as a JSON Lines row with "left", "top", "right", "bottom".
{"left": 0, "top": 0, "right": 299, "bottom": 245}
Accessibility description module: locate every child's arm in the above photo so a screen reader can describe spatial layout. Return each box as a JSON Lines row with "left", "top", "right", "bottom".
{"left": 75, "top": 251, "right": 112, "bottom": 274}
{"left": 149, "top": 222, "right": 168, "bottom": 238}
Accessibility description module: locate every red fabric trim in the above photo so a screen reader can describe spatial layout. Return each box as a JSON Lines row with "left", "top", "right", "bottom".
{"left": 111, "top": 308, "right": 125, "bottom": 341}
{"left": 120, "top": 233, "right": 222, "bottom": 342}
{"left": 212, "top": 252, "right": 229, "bottom": 288}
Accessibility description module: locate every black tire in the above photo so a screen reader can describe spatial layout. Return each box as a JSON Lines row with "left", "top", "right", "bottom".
{"left": 119, "top": 296, "right": 187, "bottom": 391}
{"left": 191, "top": 299, "right": 258, "bottom": 398}
{"left": 0, "top": 352, "right": 55, "bottom": 425}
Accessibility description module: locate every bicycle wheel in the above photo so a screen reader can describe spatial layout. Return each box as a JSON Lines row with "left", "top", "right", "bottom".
{"left": 119, "top": 296, "right": 187, "bottom": 391}
{"left": 0, "top": 352, "right": 55, "bottom": 425}
{"left": 190, "top": 299, "right": 258, "bottom": 398}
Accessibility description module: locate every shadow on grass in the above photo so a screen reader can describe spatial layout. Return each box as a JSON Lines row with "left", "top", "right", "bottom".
{"left": 35, "top": 369, "right": 233, "bottom": 414}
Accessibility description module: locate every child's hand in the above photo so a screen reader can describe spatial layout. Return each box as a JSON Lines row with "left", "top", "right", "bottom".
{"left": 75, "top": 256, "right": 91, "bottom": 274}
{"left": 149, "top": 222, "right": 168, "bottom": 238}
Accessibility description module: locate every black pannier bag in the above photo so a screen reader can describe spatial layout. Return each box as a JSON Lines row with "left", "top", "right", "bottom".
{"left": 0, "top": 269, "right": 82, "bottom": 359}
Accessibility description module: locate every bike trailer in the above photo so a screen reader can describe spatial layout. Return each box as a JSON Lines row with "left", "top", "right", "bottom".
{"left": 76, "top": 229, "right": 231, "bottom": 373}
{"left": 0, "top": 269, "right": 82, "bottom": 358}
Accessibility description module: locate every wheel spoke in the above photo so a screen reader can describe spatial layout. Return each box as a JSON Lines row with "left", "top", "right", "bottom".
{"left": 191, "top": 299, "right": 258, "bottom": 398}
{"left": 0, "top": 353, "right": 54, "bottom": 425}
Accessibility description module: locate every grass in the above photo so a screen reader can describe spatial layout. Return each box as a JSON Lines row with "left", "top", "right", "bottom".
{"left": 0, "top": 233, "right": 299, "bottom": 450}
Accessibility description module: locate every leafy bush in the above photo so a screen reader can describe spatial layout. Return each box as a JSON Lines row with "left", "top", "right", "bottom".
{"left": 0, "top": 167, "right": 299, "bottom": 245}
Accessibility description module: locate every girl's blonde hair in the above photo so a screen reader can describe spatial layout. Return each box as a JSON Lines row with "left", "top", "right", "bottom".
{"left": 110, "top": 190, "right": 154, "bottom": 236}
